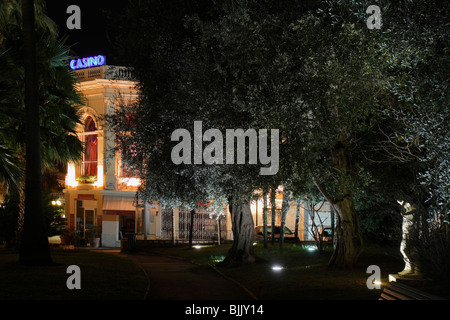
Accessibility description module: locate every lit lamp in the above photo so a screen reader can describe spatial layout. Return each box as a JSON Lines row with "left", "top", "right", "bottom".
{"left": 51, "top": 200, "right": 62, "bottom": 206}
{"left": 51, "top": 199, "right": 65, "bottom": 218}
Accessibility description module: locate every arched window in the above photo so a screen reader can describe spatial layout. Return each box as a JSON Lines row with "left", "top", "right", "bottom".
{"left": 83, "top": 116, "right": 98, "bottom": 177}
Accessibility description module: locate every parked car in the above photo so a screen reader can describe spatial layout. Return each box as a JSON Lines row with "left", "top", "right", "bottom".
{"left": 314, "top": 227, "right": 333, "bottom": 242}
{"left": 254, "top": 225, "right": 296, "bottom": 242}
{"left": 48, "top": 235, "right": 62, "bottom": 246}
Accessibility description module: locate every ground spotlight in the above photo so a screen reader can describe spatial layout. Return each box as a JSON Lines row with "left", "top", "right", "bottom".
{"left": 271, "top": 265, "right": 284, "bottom": 272}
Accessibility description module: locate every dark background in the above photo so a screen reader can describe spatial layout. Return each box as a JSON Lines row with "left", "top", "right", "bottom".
{"left": 45, "top": 0, "right": 128, "bottom": 65}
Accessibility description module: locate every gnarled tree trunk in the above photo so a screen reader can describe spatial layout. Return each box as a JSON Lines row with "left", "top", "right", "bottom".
{"left": 218, "top": 194, "right": 255, "bottom": 267}
{"left": 328, "top": 194, "right": 362, "bottom": 268}
{"left": 314, "top": 137, "right": 362, "bottom": 268}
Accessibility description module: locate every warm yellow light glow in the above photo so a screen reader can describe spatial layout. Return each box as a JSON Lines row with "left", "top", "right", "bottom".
{"left": 66, "top": 162, "right": 78, "bottom": 187}
{"left": 94, "top": 164, "right": 104, "bottom": 187}
{"left": 122, "top": 177, "right": 141, "bottom": 187}
{"left": 250, "top": 200, "right": 257, "bottom": 214}
{"left": 56, "top": 200, "right": 62, "bottom": 206}
{"left": 250, "top": 197, "right": 264, "bottom": 215}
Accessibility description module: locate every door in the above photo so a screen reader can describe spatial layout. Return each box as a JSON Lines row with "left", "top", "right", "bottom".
{"left": 75, "top": 200, "right": 97, "bottom": 238}
{"left": 76, "top": 201, "right": 84, "bottom": 237}
{"left": 84, "top": 209, "right": 95, "bottom": 231}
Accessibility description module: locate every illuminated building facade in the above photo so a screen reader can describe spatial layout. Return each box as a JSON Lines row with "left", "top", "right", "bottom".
{"left": 63, "top": 59, "right": 231, "bottom": 248}
{"left": 63, "top": 57, "right": 333, "bottom": 248}
{"left": 63, "top": 59, "right": 142, "bottom": 247}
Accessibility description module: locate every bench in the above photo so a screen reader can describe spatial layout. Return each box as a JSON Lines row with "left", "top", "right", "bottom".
{"left": 380, "top": 281, "right": 445, "bottom": 300}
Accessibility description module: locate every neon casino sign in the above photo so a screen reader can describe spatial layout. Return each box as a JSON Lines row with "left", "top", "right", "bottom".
{"left": 70, "top": 55, "right": 106, "bottom": 70}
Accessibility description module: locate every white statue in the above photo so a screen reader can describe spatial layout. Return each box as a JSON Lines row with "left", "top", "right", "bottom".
{"left": 397, "top": 201, "right": 422, "bottom": 278}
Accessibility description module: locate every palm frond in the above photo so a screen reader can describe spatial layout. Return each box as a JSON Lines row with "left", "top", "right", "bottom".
{"left": 0, "top": 144, "right": 22, "bottom": 191}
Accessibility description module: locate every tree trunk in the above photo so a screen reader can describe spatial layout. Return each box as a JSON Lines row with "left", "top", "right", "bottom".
{"left": 308, "top": 202, "right": 321, "bottom": 251}
{"left": 313, "top": 138, "right": 362, "bottom": 268}
{"left": 294, "top": 200, "right": 300, "bottom": 244}
{"left": 279, "top": 185, "right": 290, "bottom": 251}
{"left": 263, "top": 192, "right": 268, "bottom": 248}
{"left": 330, "top": 205, "right": 335, "bottom": 247}
{"left": 188, "top": 209, "right": 195, "bottom": 248}
{"left": 327, "top": 195, "right": 362, "bottom": 268}
{"left": 217, "top": 217, "right": 221, "bottom": 246}
{"left": 270, "top": 189, "right": 276, "bottom": 245}
{"left": 218, "top": 195, "right": 255, "bottom": 267}
{"left": 19, "top": 0, "right": 52, "bottom": 265}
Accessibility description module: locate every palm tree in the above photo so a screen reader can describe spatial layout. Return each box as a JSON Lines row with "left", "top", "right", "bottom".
{"left": 0, "top": 0, "right": 85, "bottom": 264}
{"left": 1, "top": 0, "right": 84, "bottom": 167}
{"left": 19, "top": 0, "right": 50, "bottom": 265}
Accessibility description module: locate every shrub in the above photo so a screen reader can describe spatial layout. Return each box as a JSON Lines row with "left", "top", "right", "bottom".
{"left": 415, "top": 222, "right": 450, "bottom": 288}
{"left": 60, "top": 230, "right": 76, "bottom": 245}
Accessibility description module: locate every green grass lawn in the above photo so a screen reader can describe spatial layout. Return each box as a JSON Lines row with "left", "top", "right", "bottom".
{"left": 0, "top": 247, "right": 147, "bottom": 300}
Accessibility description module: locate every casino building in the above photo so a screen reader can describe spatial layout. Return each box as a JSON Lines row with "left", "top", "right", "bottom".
{"left": 62, "top": 56, "right": 333, "bottom": 248}
{"left": 63, "top": 57, "right": 233, "bottom": 248}
{"left": 63, "top": 58, "right": 142, "bottom": 247}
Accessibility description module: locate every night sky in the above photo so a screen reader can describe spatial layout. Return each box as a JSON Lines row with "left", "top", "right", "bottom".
{"left": 45, "top": 0, "right": 128, "bottom": 65}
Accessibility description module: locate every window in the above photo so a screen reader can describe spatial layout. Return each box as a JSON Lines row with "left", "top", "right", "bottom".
{"left": 83, "top": 117, "right": 98, "bottom": 177}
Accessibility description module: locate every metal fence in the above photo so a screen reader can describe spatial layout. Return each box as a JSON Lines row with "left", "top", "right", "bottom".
{"left": 161, "top": 208, "right": 174, "bottom": 240}
{"left": 177, "top": 206, "right": 226, "bottom": 242}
